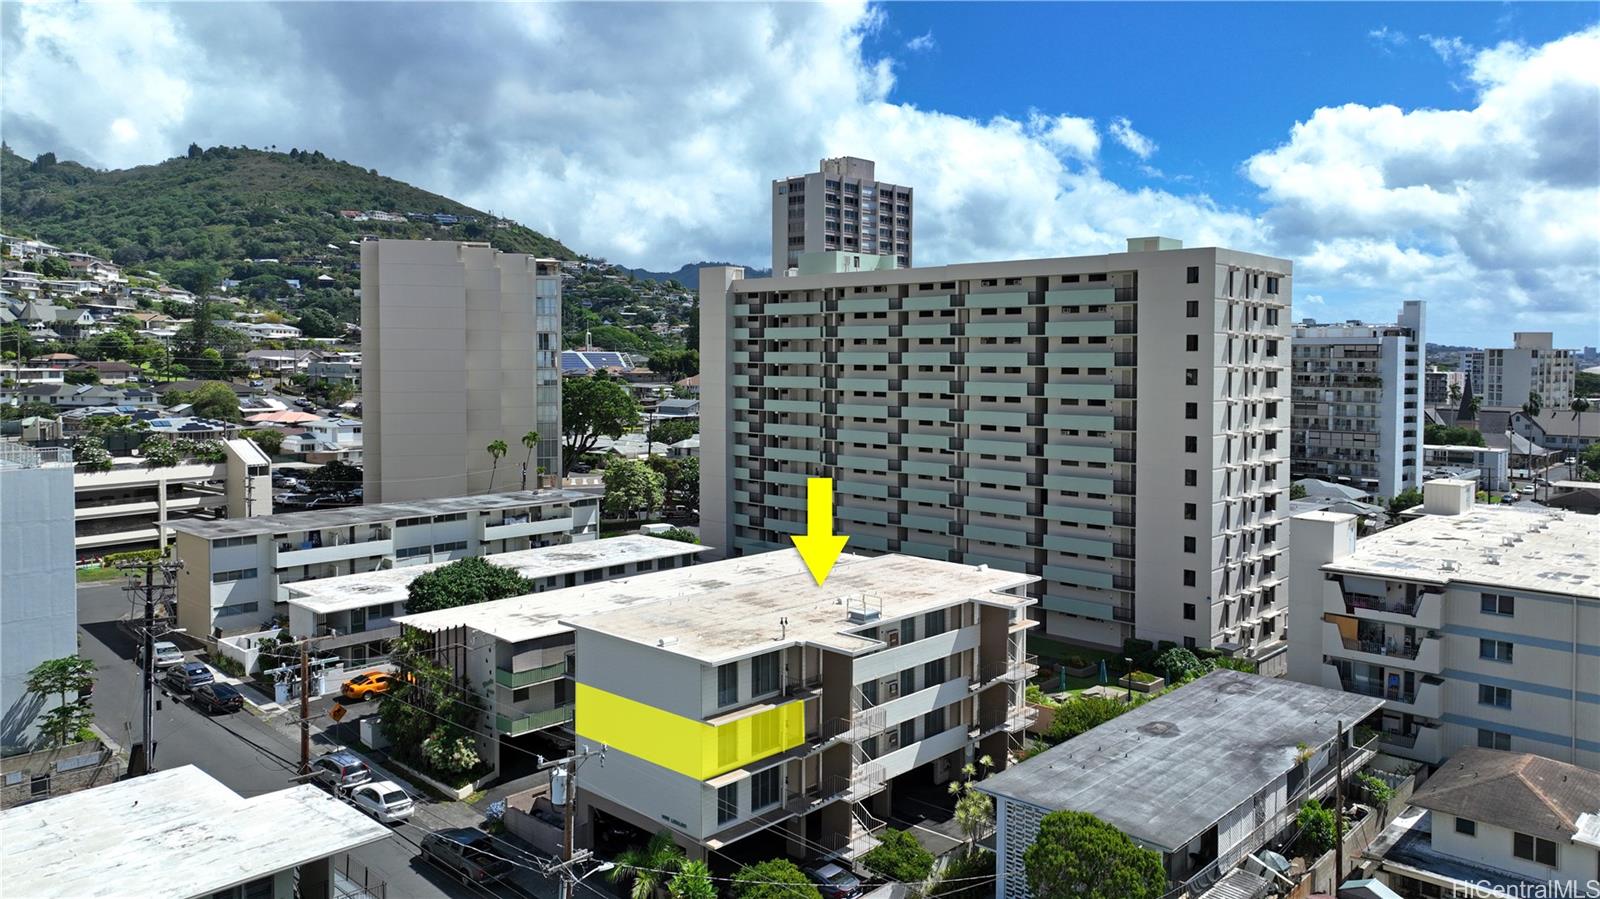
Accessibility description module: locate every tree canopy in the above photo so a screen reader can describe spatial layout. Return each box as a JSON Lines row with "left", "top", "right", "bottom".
{"left": 1423, "top": 424, "right": 1485, "bottom": 447}
{"left": 603, "top": 458, "right": 666, "bottom": 518}
{"left": 730, "top": 860, "right": 821, "bottom": 899}
{"left": 404, "top": 556, "right": 537, "bottom": 615}
{"left": 563, "top": 374, "right": 640, "bottom": 469}
{"left": 26, "top": 655, "right": 97, "bottom": 748}
{"left": 860, "top": 828, "right": 935, "bottom": 883}
{"left": 648, "top": 417, "right": 698, "bottom": 448}
{"left": 306, "top": 460, "right": 362, "bottom": 494}
{"left": 1023, "top": 811, "right": 1167, "bottom": 899}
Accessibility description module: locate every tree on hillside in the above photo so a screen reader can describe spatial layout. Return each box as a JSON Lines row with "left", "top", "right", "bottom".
{"left": 404, "top": 557, "right": 536, "bottom": 615}
{"left": 1024, "top": 811, "right": 1166, "bottom": 899}
{"left": 187, "top": 381, "right": 241, "bottom": 422}
{"left": 647, "top": 417, "right": 697, "bottom": 448}
{"left": 585, "top": 324, "right": 648, "bottom": 353}
{"left": 603, "top": 458, "right": 665, "bottom": 519}
{"left": 296, "top": 307, "right": 342, "bottom": 338}
{"left": 730, "top": 860, "right": 820, "bottom": 899}
{"left": 187, "top": 143, "right": 203, "bottom": 159}
{"left": 648, "top": 348, "right": 699, "bottom": 381}
{"left": 562, "top": 374, "right": 640, "bottom": 471}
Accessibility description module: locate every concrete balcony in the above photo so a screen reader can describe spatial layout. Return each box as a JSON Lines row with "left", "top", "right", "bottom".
{"left": 482, "top": 515, "right": 573, "bottom": 542}
{"left": 851, "top": 626, "right": 979, "bottom": 684}
{"left": 1378, "top": 723, "right": 1444, "bottom": 764}
{"left": 871, "top": 724, "right": 973, "bottom": 783}
{"left": 850, "top": 677, "right": 970, "bottom": 739}
{"left": 314, "top": 623, "right": 402, "bottom": 651}
{"left": 275, "top": 538, "right": 394, "bottom": 568}
{"left": 1322, "top": 581, "right": 1443, "bottom": 629}
{"left": 495, "top": 657, "right": 571, "bottom": 688}
{"left": 496, "top": 703, "right": 574, "bottom": 737}
{"left": 1321, "top": 621, "right": 1442, "bottom": 674}
{"left": 1323, "top": 663, "right": 1444, "bottom": 719}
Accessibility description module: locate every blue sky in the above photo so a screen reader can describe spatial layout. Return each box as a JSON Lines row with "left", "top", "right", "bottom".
{"left": 3, "top": 1, "right": 1597, "bottom": 346}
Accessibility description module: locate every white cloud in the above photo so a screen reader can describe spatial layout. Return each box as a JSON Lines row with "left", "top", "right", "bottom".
{"left": 1108, "top": 117, "right": 1157, "bottom": 160}
{"left": 1246, "top": 25, "right": 1600, "bottom": 338}
{"left": 1368, "top": 26, "right": 1408, "bottom": 50}
{"left": 905, "top": 31, "right": 935, "bottom": 53}
{"left": 1422, "top": 34, "right": 1473, "bottom": 63}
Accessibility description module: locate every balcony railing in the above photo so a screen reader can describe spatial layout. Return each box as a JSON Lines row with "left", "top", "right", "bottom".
{"left": 496, "top": 656, "right": 573, "bottom": 688}
{"left": 496, "top": 703, "right": 574, "bottom": 736}
{"left": 1341, "top": 638, "right": 1423, "bottom": 659}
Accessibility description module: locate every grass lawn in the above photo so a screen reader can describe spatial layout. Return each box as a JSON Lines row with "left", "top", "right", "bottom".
{"left": 1027, "top": 635, "right": 1131, "bottom": 697}
{"left": 76, "top": 566, "right": 128, "bottom": 584}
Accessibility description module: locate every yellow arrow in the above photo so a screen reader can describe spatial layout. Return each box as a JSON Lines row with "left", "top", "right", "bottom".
{"left": 791, "top": 477, "right": 849, "bottom": 586}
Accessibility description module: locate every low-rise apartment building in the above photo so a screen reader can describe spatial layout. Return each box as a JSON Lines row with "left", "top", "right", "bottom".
{"left": 1289, "top": 479, "right": 1599, "bottom": 769}
{"left": 1511, "top": 409, "right": 1600, "bottom": 458}
{"left": 1422, "top": 443, "right": 1510, "bottom": 493}
{"left": 978, "top": 671, "right": 1383, "bottom": 899}
{"left": 1369, "top": 748, "right": 1600, "bottom": 897}
{"left": 0, "top": 764, "right": 392, "bottom": 899}
{"left": 562, "top": 551, "right": 1038, "bottom": 860}
{"left": 172, "top": 489, "right": 599, "bottom": 638}
{"left": 73, "top": 438, "right": 271, "bottom": 560}
{"left": 700, "top": 238, "right": 1293, "bottom": 658}
{"left": 294, "top": 535, "right": 705, "bottom": 670}
{"left": 1291, "top": 302, "right": 1426, "bottom": 499}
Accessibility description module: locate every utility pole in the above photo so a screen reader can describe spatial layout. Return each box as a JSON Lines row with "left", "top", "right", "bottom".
{"left": 1333, "top": 719, "right": 1345, "bottom": 887}
{"left": 299, "top": 641, "right": 312, "bottom": 775}
{"left": 118, "top": 556, "right": 181, "bottom": 777}
{"left": 541, "top": 746, "right": 607, "bottom": 899}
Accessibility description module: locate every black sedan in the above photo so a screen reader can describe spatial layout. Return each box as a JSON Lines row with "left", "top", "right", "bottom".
{"left": 190, "top": 682, "right": 244, "bottom": 714}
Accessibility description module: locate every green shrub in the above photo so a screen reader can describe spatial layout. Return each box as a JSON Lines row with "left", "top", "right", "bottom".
{"left": 1295, "top": 799, "right": 1336, "bottom": 857}
{"left": 861, "top": 829, "right": 934, "bottom": 883}
{"left": 930, "top": 850, "right": 995, "bottom": 899}
{"left": 1357, "top": 772, "right": 1396, "bottom": 806}
{"left": 1210, "top": 656, "right": 1258, "bottom": 674}
{"left": 1045, "top": 694, "right": 1134, "bottom": 745}
{"left": 1152, "top": 647, "right": 1209, "bottom": 683}
{"left": 1062, "top": 655, "right": 1090, "bottom": 669}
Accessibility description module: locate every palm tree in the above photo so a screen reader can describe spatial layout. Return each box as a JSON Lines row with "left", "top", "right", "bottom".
{"left": 520, "top": 430, "right": 540, "bottom": 490}
{"left": 486, "top": 440, "right": 508, "bottom": 493}
{"left": 1572, "top": 398, "right": 1591, "bottom": 415}
{"left": 1522, "top": 390, "right": 1544, "bottom": 419}
{"left": 610, "top": 830, "right": 685, "bottom": 899}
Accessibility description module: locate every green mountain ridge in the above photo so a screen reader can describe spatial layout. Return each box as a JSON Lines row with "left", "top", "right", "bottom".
{"left": 0, "top": 144, "right": 576, "bottom": 274}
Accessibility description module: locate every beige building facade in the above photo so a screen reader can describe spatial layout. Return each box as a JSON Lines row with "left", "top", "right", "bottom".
{"left": 772, "top": 157, "right": 913, "bottom": 275}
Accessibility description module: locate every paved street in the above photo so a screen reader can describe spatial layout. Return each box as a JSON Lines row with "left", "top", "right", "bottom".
{"left": 77, "top": 582, "right": 563, "bottom": 899}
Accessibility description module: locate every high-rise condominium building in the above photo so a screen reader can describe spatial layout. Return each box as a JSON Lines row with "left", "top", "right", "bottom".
{"left": 1289, "top": 479, "right": 1599, "bottom": 770}
{"left": 1480, "top": 332, "right": 1575, "bottom": 409}
{"left": 772, "top": 157, "right": 913, "bottom": 275}
{"left": 700, "top": 237, "right": 1294, "bottom": 659}
{"left": 360, "top": 239, "right": 561, "bottom": 503}
{"left": 1291, "top": 301, "right": 1426, "bottom": 499}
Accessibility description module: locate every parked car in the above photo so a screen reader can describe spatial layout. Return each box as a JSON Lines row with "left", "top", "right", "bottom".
{"left": 293, "top": 398, "right": 316, "bottom": 409}
{"left": 310, "top": 750, "right": 372, "bottom": 792}
{"left": 190, "top": 682, "right": 244, "bottom": 714}
{"left": 341, "top": 671, "right": 397, "bottom": 701}
{"left": 249, "top": 379, "right": 265, "bottom": 388}
{"left": 1520, "top": 484, "right": 1536, "bottom": 495}
{"left": 804, "top": 863, "right": 863, "bottom": 899}
{"left": 419, "top": 829, "right": 512, "bottom": 885}
{"left": 1567, "top": 456, "right": 1579, "bottom": 467}
{"left": 165, "top": 662, "right": 214, "bottom": 694}
{"left": 570, "top": 462, "right": 592, "bottom": 474}
{"left": 140, "top": 641, "right": 185, "bottom": 670}
{"left": 350, "top": 780, "right": 414, "bottom": 824}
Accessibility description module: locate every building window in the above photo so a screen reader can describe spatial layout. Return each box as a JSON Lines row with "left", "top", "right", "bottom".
{"left": 1266, "top": 276, "right": 1280, "bottom": 294}
{"left": 1184, "top": 469, "right": 1197, "bottom": 486}
{"left": 1185, "top": 435, "right": 1198, "bottom": 453}
{"left": 1513, "top": 832, "right": 1558, "bottom": 867}
{"left": 1185, "top": 300, "right": 1199, "bottom": 317}
{"left": 1478, "top": 685, "right": 1512, "bottom": 709}
{"left": 1477, "top": 728, "right": 1511, "bottom": 751}
{"left": 923, "top": 658, "right": 946, "bottom": 686}
{"left": 211, "top": 569, "right": 258, "bottom": 584}
{"left": 1183, "top": 603, "right": 1196, "bottom": 621}
{"left": 923, "top": 707, "right": 946, "bottom": 736}
{"left": 900, "top": 668, "right": 916, "bottom": 696}
{"left": 1184, "top": 503, "right": 1197, "bottom": 521}
{"left": 1186, "top": 266, "right": 1199, "bottom": 284}
{"left": 513, "top": 687, "right": 530, "bottom": 703}
{"left": 751, "top": 652, "right": 780, "bottom": 696}
{"left": 1479, "top": 639, "right": 1514, "bottom": 663}
{"left": 1185, "top": 402, "right": 1198, "bottom": 420}
{"left": 717, "top": 783, "right": 738, "bottom": 824}
{"left": 1184, "top": 536, "right": 1196, "bottom": 553}
{"left": 1186, "top": 335, "right": 1199, "bottom": 352}
{"left": 1183, "top": 570, "right": 1196, "bottom": 587}
{"left": 899, "top": 720, "right": 916, "bottom": 747}
{"left": 29, "top": 774, "right": 49, "bottom": 797}
{"left": 750, "top": 767, "right": 780, "bottom": 811}
{"left": 1454, "top": 817, "right": 1477, "bottom": 837}
{"left": 1480, "top": 593, "right": 1515, "bottom": 616}
{"left": 900, "top": 617, "right": 916, "bottom": 644}
{"left": 717, "top": 663, "right": 739, "bottom": 706}
{"left": 923, "top": 608, "right": 946, "bottom": 637}
{"left": 1185, "top": 369, "right": 1198, "bottom": 386}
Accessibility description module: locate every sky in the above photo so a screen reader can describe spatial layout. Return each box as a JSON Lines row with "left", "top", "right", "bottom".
{"left": 2, "top": 1, "right": 1597, "bottom": 347}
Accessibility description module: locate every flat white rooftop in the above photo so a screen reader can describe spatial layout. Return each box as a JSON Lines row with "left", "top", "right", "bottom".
{"left": 168, "top": 488, "right": 595, "bottom": 538}
{"left": 286, "top": 535, "right": 707, "bottom": 615}
{"left": 0, "top": 765, "right": 391, "bottom": 899}
{"left": 1323, "top": 506, "right": 1599, "bottom": 599}
{"left": 396, "top": 548, "right": 835, "bottom": 644}
{"left": 562, "top": 551, "right": 1037, "bottom": 663}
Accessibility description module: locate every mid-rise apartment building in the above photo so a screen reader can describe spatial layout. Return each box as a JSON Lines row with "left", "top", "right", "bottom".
{"left": 1473, "top": 332, "right": 1576, "bottom": 408}
{"left": 772, "top": 157, "right": 913, "bottom": 275}
{"left": 172, "top": 489, "right": 599, "bottom": 638}
{"left": 1291, "top": 301, "right": 1426, "bottom": 499}
{"left": 700, "top": 238, "right": 1294, "bottom": 658}
{"left": 0, "top": 445, "right": 77, "bottom": 755}
{"left": 564, "top": 551, "right": 1038, "bottom": 860}
{"left": 360, "top": 239, "right": 561, "bottom": 502}
{"left": 1289, "top": 479, "right": 1599, "bottom": 770}
{"left": 1423, "top": 366, "right": 1464, "bottom": 407}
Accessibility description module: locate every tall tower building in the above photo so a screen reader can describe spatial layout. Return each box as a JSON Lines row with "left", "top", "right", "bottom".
{"left": 1291, "top": 301, "right": 1426, "bottom": 499}
{"left": 1, "top": 445, "right": 77, "bottom": 754}
{"left": 1481, "top": 332, "right": 1575, "bottom": 409}
{"left": 772, "top": 157, "right": 913, "bottom": 275}
{"left": 361, "top": 239, "right": 561, "bottom": 503}
{"left": 700, "top": 238, "right": 1294, "bottom": 660}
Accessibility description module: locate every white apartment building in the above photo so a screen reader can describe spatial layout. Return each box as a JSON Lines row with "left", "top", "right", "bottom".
{"left": 700, "top": 237, "right": 1294, "bottom": 659}
{"left": 1289, "top": 479, "right": 1599, "bottom": 770}
{"left": 0, "top": 445, "right": 77, "bottom": 756}
{"left": 360, "top": 239, "right": 561, "bottom": 502}
{"left": 386, "top": 536, "right": 708, "bottom": 778}
{"left": 772, "top": 157, "right": 913, "bottom": 274}
{"left": 172, "top": 489, "right": 599, "bottom": 638}
{"left": 1291, "top": 301, "right": 1425, "bottom": 499}
{"left": 1474, "top": 332, "right": 1576, "bottom": 408}
{"left": 1371, "top": 748, "right": 1600, "bottom": 897}
{"left": 563, "top": 551, "right": 1038, "bottom": 860}
{"left": 72, "top": 439, "right": 272, "bottom": 561}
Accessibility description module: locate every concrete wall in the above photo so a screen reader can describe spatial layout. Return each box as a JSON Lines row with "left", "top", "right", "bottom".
{"left": 1, "top": 460, "right": 78, "bottom": 755}
{"left": 0, "top": 739, "right": 119, "bottom": 807}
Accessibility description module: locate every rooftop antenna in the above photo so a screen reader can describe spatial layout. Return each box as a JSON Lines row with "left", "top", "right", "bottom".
{"left": 779, "top": 616, "right": 788, "bottom": 640}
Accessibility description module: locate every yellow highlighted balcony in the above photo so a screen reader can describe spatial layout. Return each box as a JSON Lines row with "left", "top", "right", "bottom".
{"left": 575, "top": 683, "right": 806, "bottom": 780}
